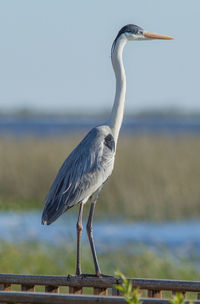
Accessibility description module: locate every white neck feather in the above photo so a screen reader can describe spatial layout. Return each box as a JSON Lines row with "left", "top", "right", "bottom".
{"left": 108, "top": 35, "right": 127, "bottom": 143}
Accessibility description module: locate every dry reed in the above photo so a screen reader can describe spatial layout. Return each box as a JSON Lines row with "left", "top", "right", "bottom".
{"left": 0, "top": 134, "right": 200, "bottom": 220}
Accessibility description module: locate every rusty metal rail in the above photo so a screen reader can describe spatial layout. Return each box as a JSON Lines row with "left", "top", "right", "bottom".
{"left": 0, "top": 274, "right": 200, "bottom": 303}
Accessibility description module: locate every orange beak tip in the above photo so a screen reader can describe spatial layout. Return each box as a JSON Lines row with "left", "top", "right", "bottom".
{"left": 143, "top": 31, "right": 174, "bottom": 40}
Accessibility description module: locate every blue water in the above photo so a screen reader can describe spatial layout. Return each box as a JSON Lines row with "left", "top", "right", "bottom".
{"left": 1, "top": 117, "right": 200, "bottom": 137}
{"left": 1, "top": 211, "right": 200, "bottom": 259}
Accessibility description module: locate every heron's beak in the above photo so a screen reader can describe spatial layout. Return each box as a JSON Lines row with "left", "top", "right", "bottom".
{"left": 143, "top": 31, "right": 173, "bottom": 40}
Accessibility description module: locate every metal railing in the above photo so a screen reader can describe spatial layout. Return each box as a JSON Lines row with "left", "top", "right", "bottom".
{"left": 1, "top": 273, "right": 200, "bottom": 303}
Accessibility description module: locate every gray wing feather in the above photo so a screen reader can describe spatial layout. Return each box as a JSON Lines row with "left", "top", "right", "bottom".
{"left": 42, "top": 127, "right": 114, "bottom": 225}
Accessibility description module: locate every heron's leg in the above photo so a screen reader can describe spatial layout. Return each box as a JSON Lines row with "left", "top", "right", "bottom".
{"left": 76, "top": 202, "right": 84, "bottom": 276}
{"left": 86, "top": 199, "right": 101, "bottom": 277}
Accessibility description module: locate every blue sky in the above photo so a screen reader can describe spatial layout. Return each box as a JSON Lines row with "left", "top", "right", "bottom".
{"left": 0, "top": 0, "right": 200, "bottom": 113}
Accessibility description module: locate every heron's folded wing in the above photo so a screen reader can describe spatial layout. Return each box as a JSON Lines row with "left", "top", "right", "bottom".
{"left": 42, "top": 128, "right": 113, "bottom": 224}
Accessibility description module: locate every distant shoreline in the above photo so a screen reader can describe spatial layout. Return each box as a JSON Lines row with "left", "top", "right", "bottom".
{"left": 1, "top": 116, "right": 200, "bottom": 137}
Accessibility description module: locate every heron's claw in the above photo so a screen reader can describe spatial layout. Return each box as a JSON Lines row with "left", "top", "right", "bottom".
{"left": 79, "top": 273, "right": 97, "bottom": 278}
{"left": 97, "top": 273, "right": 114, "bottom": 278}
{"left": 76, "top": 270, "right": 82, "bottom": 276}
{"left": 74, "top": 272, "right": 114, "bottom": 278}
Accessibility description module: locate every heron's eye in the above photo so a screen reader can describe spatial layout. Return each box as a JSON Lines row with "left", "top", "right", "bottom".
{"left": 104, "top": 134, "right": 115, "bottom": 152}
{"left": 105, "top": 134, "right": 112, "bottom": 141}
{"left": 137, "top": 29, "right": 143, "bottom": 35}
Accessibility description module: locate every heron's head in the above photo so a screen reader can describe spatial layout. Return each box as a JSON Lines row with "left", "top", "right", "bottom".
{"left": 112, "top": 24, "right": 173, "bottom": 52}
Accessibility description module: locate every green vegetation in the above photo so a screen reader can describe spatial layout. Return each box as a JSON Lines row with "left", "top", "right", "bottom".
{"left": 115, "top": 271, "right": 195, "bottom": 304}
{"left": 0, "top": 134, "right": 200, "bottom": 220}
{"left": 115, "top": 270, "right": 142, "bottom": 304}
{"left": 170, "top": 293, "right": 194, "bottom": 304}
{"left": 0, "top": 241, "right": 199, "bottom": 281}
{"left": 170, "top": 293, "right": 192, "bottom": 304}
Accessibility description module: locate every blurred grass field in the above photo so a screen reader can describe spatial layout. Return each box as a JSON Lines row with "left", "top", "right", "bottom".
{"left": 0, "top": 134, "right": 200, "bottom": 220}
{"left": 0, "top": 241, "right": 199, "bottom": 281}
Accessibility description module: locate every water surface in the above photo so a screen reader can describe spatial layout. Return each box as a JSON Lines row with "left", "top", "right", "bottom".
{"left": 1, "top": 117, "right": 200, "bottom": 137}
{"left": 1, "top": 211, "right": 199, "bottom": 259}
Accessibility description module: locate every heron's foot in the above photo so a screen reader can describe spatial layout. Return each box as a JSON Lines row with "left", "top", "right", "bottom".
{"left": 67, "top": 274, "right": 73, "bottom": 279}
{"left": 76, "top": 269, "right": 82, "bottom": 276}
{"left": 96, "top": 273, "right": 114, "bottom": 278}
{"left": 96, "top": 270, "right": 102, "bottom": 277}
{"left": 67, "top": 273, "right": 82, "bottom": 278}
{"left": 78, "top": 273, "right": 97, "bottom": 278}
{"left": 67, "top": 272, "right": 83, "bottom": 278}
{"left": 68, "top": 273, "right": 97, "bottom": 278}
{"left": 76, "top": 272, "right": 114, "bottom": 278}
{"left": 95, "top": 268, "right": 113, "bottom": 278}
{"left": 68, "top": 272, "right": 114, "bottom": 278}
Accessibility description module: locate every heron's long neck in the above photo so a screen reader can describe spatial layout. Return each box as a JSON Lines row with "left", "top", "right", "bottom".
{"left": 109, "top": 36, "right": 127, "bottom": 142}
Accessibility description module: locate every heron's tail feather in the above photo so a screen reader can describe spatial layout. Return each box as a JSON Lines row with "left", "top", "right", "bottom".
{"left": 41, "top": 198, "right": 69, "bottom": 225}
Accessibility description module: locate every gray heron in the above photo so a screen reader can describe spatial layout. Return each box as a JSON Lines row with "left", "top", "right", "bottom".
{"left": 41, "top": 24, "right": 173, "bottom": 276}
